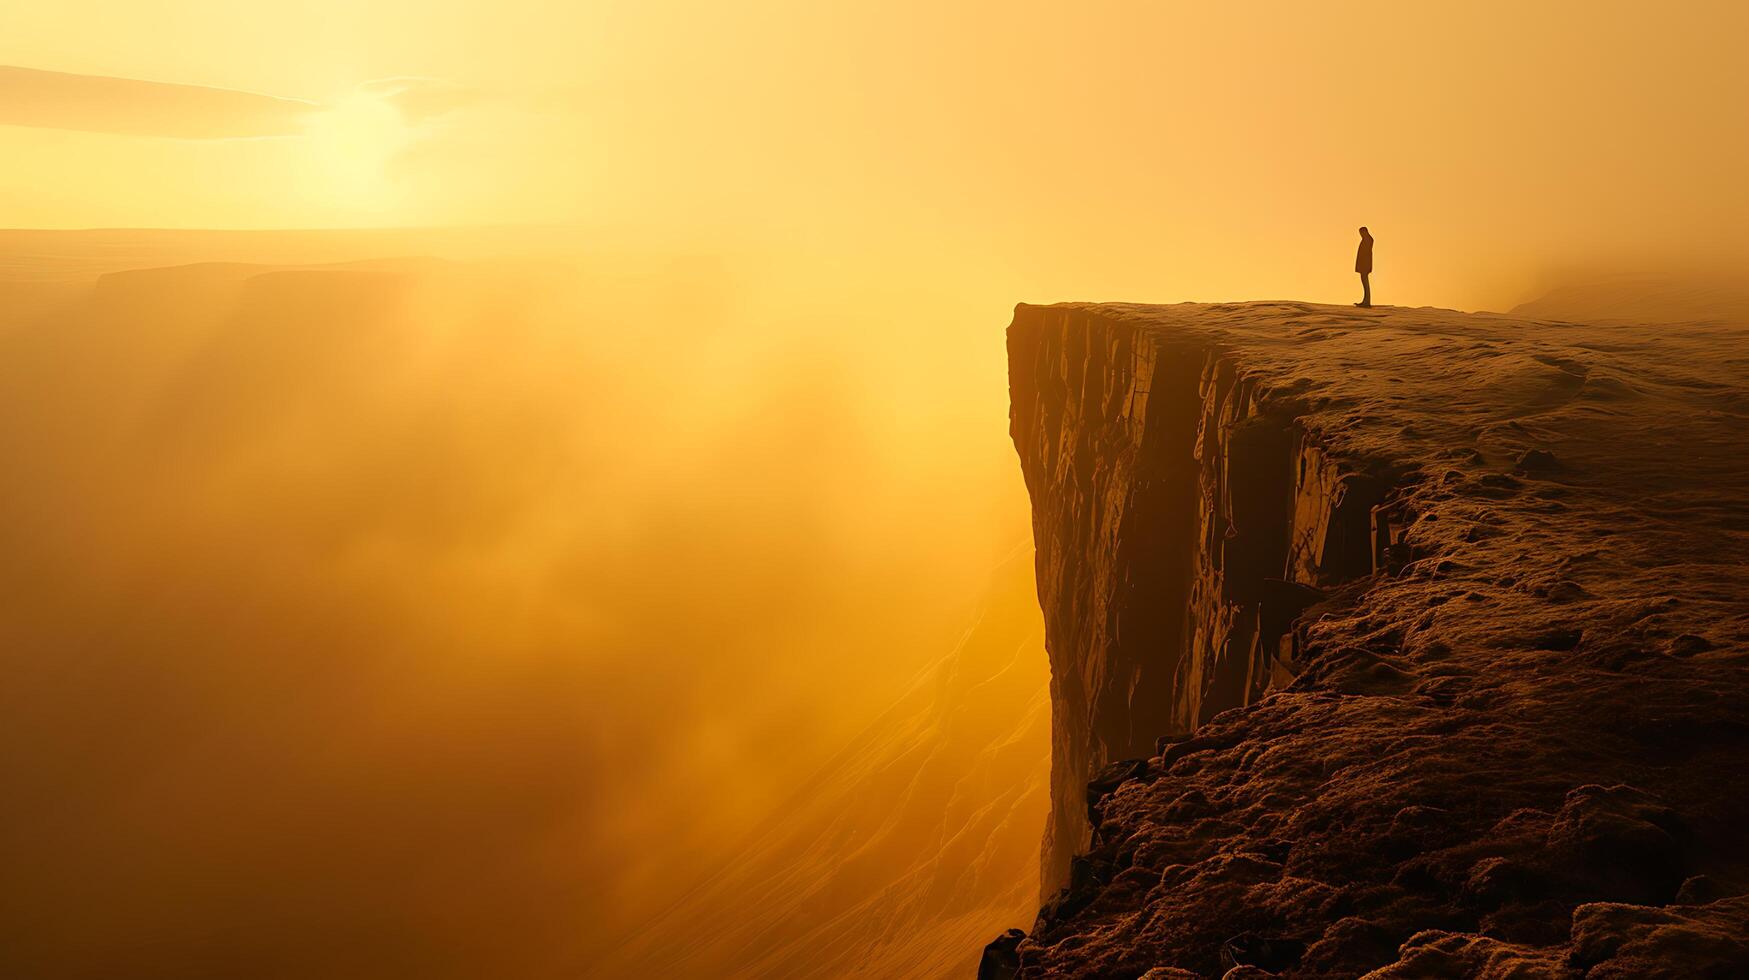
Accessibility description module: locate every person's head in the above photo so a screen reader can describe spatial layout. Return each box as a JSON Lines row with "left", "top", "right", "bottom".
{"left": 1359, "top": 226, "right": 1370, "bottom": 236}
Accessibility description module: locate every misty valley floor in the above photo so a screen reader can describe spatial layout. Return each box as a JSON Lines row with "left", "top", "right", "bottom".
{"left": 989, "top": 302, "right": 1749, "bottom": 978}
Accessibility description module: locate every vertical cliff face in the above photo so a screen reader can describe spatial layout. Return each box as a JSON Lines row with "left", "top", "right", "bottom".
{"left": 1007, "top": 311, "right": 1198, "bottom": 893}
{"left": 991, "top": 301, "right": 1749, "bottom": 978}
{"left": 1009, "top": 305, "right": 1390, "bottom": 893}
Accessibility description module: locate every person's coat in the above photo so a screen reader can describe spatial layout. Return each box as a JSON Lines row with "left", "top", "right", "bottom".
{"left": 1355, "top": 233, "right": 1374, "bottom": 274}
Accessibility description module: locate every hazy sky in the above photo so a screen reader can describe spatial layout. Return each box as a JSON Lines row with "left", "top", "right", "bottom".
{"left": 4, "top": 1, "right": 1746, "bottom": 307}
{"left": 2, "top": 5, "right": 1745, "bottom": 975}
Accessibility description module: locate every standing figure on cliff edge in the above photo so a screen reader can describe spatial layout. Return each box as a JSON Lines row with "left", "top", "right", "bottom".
{"left": 1355, "top": 226, "right": 1374, "bottom": 308}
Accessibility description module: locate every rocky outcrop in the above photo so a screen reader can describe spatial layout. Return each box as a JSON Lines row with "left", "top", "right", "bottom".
{"left": 1010, "top": 305, "right": 1397, "bottom": 894}
{"left": 993, "top": 302, "right": 1749, "bottom": 976}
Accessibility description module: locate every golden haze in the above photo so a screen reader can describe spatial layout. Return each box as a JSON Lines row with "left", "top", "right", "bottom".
{"left": 3, "top": 1, "right": 1746, "bottom": 305}
{"left": 1, "top": 1, "right": 1747, "bottom": 977}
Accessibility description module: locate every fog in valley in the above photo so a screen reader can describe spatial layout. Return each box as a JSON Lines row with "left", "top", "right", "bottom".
{"left": 2, "top": 2, "right": 1747, "bottom": 977}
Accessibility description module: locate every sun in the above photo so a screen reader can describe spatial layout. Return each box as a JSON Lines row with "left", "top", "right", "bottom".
{"left": 302, "top": 91, "right": 415, "bottom": 213}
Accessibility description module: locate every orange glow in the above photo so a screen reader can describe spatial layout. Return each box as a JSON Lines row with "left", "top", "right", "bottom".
{"left": 3, "top": 2, "right": 1745, "bottom": 303}
{"left": 1, "top": 2, "right": 1747, "bottom": 977}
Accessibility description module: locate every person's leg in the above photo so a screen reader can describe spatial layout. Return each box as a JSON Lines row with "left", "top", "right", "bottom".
{"left": 1359, "top": 272, "right": 1371, "bottom": 307}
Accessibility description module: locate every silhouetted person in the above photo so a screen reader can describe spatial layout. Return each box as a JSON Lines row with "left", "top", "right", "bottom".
{"left": 1355, "top": 226, "right": 1374, "bottom": 308}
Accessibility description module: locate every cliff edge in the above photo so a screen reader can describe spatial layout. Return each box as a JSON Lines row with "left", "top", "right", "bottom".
{"left": 994, "top": 301, "right": 1749, "bottom": 977}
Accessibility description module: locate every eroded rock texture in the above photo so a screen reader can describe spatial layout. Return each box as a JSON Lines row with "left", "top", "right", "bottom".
{"left": 997, "top": 302, "right": 1749, "bottom": 977}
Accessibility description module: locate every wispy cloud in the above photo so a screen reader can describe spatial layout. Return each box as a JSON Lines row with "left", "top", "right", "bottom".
{"left": 0, "top": 65, "right": 319, "bottom": 139}
{"left": 0, "top": 67, "right": 484, "bottom": 141}
{"left": 352, "top": 77, "right": 479, "bottom": 124}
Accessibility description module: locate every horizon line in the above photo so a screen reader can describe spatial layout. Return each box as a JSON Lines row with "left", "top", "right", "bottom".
{"left": 0, "top": 222, "right": 579, "bottom": 234}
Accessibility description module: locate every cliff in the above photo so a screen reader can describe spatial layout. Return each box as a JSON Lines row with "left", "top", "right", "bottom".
{"left": 992, "top": 302, "right": 1749, "bottom": 977}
